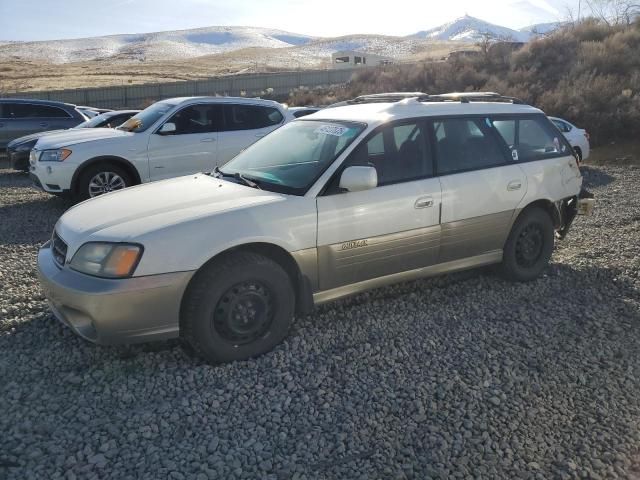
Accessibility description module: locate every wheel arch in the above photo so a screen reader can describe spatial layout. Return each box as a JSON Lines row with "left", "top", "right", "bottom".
{"left": 516, "top": 199, "right": 561, "bottom": 229}
{"left": 71, "top": 156, "right": 142, "bottom": 194}
{"left": 180, "top": 242, "right": 314, "bottom": 325}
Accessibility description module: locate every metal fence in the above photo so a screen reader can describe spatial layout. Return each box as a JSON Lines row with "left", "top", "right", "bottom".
{"left": 3, "top": 68, "right": 361, "bottom": 109}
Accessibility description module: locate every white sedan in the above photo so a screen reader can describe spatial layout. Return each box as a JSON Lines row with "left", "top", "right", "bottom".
{"left": 550, "top": 116, "right": 590, "bottom": 162}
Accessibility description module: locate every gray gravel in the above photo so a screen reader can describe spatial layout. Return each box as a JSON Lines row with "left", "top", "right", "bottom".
{"left": 1, "top": 162, "right": 640, "bottom": 480}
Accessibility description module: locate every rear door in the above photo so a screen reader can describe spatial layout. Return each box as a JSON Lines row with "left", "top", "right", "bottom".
{"left": 433, "top": 116, "right": 526, "bottom": 263}
{"left": 216, "top": 104, "right": 285, "bottom": 166}
{"left": 316, "top": 119, "right": 441, "bottom": 291}
{"left": 147, "top": 103, "right": 223, "bottom": 180}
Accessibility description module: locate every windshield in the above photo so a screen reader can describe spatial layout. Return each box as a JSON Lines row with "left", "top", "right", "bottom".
{"left": 219, "top": 120, "right": 365, "bottom": 195}
{"left": 76, "top": 112, "right": 116, "bottom": 129}
{"left": 118, "top": 101, "right": 175, "bottom": 133}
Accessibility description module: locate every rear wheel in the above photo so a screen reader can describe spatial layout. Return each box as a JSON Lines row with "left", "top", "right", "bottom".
{"left": 181, "top": 252, "right": 295, "bottom": 364}
{"left": 76, "top": 163, "right": 132, "bottom": 201}
{"left": 499, "top": 207, "right": 554, "bottom": 282}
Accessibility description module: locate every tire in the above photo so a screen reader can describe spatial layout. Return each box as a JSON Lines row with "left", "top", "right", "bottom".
{"left": 499, "top": 207, "right": 554, "bottom": 282}
{"left": 181, "top": 251, "right": 295, "bottom": 364}
{"left": 75, "top": 162, "right": 132, "bottom": 202}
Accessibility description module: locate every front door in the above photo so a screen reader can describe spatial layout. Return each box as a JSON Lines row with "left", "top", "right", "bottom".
{"left": 432, "top": 117, "right": 527, "bottom": 262}
{"left": 147, "top": 103, "right": 222, "bottom": 180}
{"left": 317, "top": 120, "right": 442, "bottom": 291}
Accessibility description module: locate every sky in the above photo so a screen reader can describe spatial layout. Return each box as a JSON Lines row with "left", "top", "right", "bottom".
{"left": 0, "top": 0, "right": 582, "bottom": 41}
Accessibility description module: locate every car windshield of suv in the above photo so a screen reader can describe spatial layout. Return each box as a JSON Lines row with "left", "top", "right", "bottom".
{"left": 118, "top": 101, "right": 175, "bottom": 133}
{"left": 219, "top": 120, "right": 365, "bottom": 195}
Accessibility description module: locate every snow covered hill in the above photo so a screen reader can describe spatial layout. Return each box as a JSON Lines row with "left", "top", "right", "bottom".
{"left": 0, "top": 17, "right": 564, "bottom": 65}
{"left": 0, "top": 26, "right": 315, "bottom": 63}
{"left": 410, "top": 15, "right": 531, "bottom": 42}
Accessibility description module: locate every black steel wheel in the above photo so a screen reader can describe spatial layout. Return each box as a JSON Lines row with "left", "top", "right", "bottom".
{"left": 500, "top": 207, "right": 554, "bottom": 282}
{"left": 181, "top": 251, "right": 295, "bottom": 363}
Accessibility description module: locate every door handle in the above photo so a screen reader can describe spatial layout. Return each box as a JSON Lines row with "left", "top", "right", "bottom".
{"left": 200, "top": 138, "right": 216, "bottom": 142}
{"left": 507, "top": 180, "right": 522, "bottom": 191}
{"left": 39, "top": 122, "right": 48, "bottom": 128}
{"left": 414, "top": 196, "right": 434, "bottom": 209}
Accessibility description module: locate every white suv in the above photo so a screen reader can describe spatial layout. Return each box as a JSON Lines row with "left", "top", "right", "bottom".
{"left": 37, "top": 92, "right": 591, "bottom": 363}
{"left": 29, "top": 97, "right": 290, "bottom": 201}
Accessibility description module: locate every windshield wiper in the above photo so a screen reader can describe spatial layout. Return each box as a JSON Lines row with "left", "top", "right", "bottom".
{"left": 213, "top": 167, "right": 261, "bottom": 189}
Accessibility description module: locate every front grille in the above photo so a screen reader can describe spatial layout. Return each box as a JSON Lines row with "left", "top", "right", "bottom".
{"left": 51, "top": 231, "right": 68, "bottom": 266}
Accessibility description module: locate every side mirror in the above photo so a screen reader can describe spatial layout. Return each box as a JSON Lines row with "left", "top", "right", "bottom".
{"left": 339, "top": 166, "right": 377, "bottom": 192}
{"left": 158, "top": 122, "right": 176, "bottom": 135}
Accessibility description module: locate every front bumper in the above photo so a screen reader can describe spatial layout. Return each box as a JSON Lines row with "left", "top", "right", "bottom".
{"left": 29, "top": 156, "right": 75, "bottom": 193}
{"left": 37, "top": 245, "right": 195, "bottom": 345}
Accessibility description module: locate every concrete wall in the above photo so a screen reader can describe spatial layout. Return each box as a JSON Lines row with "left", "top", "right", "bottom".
{"left": 2, "top": 67, "right": 361, "bottom": 109}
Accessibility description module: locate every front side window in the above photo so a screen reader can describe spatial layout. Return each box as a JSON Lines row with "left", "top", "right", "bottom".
{"left": 223, "top": 105, "right": 283, "bottom": 131}
{"left": 219, "top": 120, "right": 364, "bottom": 195}
{"left": 433, "top": 118, "right": 506, "bottom": 175}
{"left": 165, "top": 104, "right": 222, "bottom": 135}
{"left": 492, "top": 116, "right": 570, "bottom": 162}
{"left": 118, "top": 101, "right": 176, "bottom": 133}
{"left": 343, "top": 121, "right": 432, "bottom": 186}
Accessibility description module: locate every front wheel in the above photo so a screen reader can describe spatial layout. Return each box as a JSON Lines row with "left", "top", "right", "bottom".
{"left": 181, "top": 252, "right": 295, "bottom": 364}
{"left": 76, "top": 163, "right": 132, "bottom": 201}
{"left": 499, "top": 207, "right": 554, "bottom": 282}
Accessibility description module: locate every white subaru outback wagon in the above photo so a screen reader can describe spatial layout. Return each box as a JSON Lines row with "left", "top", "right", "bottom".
{"left": 29, "top": 96, "right": 290, "bottom": 202}
{"left": 38, "top": 92, "right": 591, "bottom": 363}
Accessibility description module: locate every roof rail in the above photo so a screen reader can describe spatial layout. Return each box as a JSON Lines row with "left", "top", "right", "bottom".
{"left": 417, "top": 92, "right": 524, "bottom": 104}
{"left": 325, "top": 92, "right": 428, "bottom": 108}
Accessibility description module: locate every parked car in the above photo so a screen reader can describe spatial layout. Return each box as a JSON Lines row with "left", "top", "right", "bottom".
{"left": 8, "top": 110, "right": 140, "bottom": 171}
{"left": 0, "top": 99, "right": 88, "bottom": 153}
{"left": 549, "top": 116, "right": 590, "bottom": 162}
{"left": 37, "top": 92, "right": 592, "bottom": 364}
{"left": 29, "top": 97, "right": 291, "bottom": 201}
{"left": 288, "top": 106, "right": 321, "bottom": 118}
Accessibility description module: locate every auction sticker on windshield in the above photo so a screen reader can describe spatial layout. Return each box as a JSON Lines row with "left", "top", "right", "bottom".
{"left": 315, "top": 125, "right": 349, "bottom": 136}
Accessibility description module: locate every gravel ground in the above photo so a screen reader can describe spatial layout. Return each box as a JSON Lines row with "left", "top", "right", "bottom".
{"left": 1, "top": 163, "right": 639, "bottom": 480}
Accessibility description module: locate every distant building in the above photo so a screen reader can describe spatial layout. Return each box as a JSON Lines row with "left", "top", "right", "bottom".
{"left": 331, "top": 50, "right": 392, "bottom": 69}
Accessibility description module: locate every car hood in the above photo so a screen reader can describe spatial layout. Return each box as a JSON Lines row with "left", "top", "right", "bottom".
{"left": 56, "top": 174, "right": 286, "bottom": 251}
{"left": 8, "top": 129, "right": 69, "bottom": 148}
{"left": 35, "top": 128, "right": 133, "bottom": 149}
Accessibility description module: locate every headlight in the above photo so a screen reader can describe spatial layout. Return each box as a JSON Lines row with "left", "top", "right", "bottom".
{"left": 39, "top": 148, "right": 72, "bottom": 162}
{"left": 69, "top": 242, "right": 143, "bottom": 278}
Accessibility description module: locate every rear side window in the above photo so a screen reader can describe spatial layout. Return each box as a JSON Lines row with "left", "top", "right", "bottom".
{"left": 492, "top": 116, "right": 571, "bottom": 162}
{"left": 343, "top": 120, "right": 433, "bottom": 186}
{"left": 11, "top": 104, "right": 71, "bottom": 118}
{"left": 166, "top": 104, "right": 223, "bottom": 135}
{"left": 223, "top": 105, "right": 283, "bottom": 131}
{"left": 552, "top": 119, "right": 571, "bottom": 133}
{"left": 433, "top": 118, "right": 506, "bottom": 175}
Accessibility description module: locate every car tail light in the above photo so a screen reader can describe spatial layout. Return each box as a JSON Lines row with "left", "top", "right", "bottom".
{"left": 584, "top": 131, "right": 590, "bottom": 141}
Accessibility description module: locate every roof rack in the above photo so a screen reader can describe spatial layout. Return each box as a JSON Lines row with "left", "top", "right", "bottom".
{"left": 325, "top": 92, "right": 428, "bottom": 108}
{"left": 416, "top": 92, "right": 524, "bottom": 104}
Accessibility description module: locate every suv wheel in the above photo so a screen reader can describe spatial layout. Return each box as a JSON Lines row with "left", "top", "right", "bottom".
{"left": 76, "top": 163, "right": 132, "bottom": 201}
{"left": 499, "top": 207, "right": 554, "bottom": 282}
{"left": 181, "top": 252, "right": 295, "bottom": 364}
